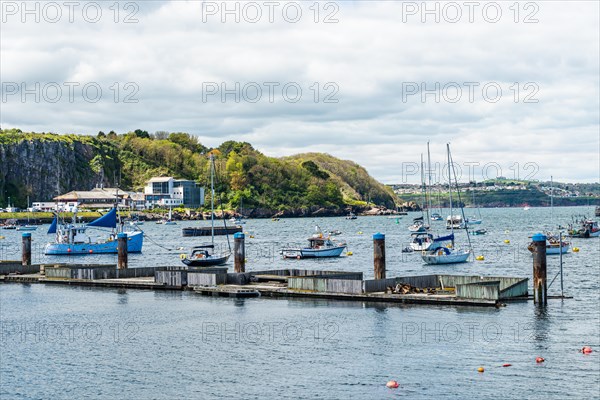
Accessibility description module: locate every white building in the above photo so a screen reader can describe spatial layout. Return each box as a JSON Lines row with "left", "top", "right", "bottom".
{"left": 144, "top": 177, "right": 205, "bottom": 208}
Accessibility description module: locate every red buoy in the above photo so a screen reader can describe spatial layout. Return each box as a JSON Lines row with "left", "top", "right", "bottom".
{"left": 581, "top": 346, "right": 593, "bottom": 354}
{"left": 536, "top": 357, "right": 545, "bottom": 363}
{"left": 386, "top": 380, "right": 399, "bottom": 389}
{"left": 67, "top": 248, "right": 72, "bottom": 253}
{"left": 502, "top": 363, "right": 512, "bottom": 367}
{"left": 89, "top": 250, "right": 93, "bottom": 254}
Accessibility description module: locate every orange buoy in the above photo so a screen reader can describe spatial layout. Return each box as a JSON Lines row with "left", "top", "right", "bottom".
{"left": 477, "top": 367, "right": 485, "bottom": 373}
{"left": 296, "top": 255, "right": 301, "bottom": 260}
{"left": 502, "top": 363, "right": 512, "bottom": 367}
{"left": 536, "top": 357, "right": 545, "bottom": 363}
{"left": 581, "top": 346, "right": 593, "bottom": 354}
{"left": 386, "top": 380, "right": 399, "bottom": 389}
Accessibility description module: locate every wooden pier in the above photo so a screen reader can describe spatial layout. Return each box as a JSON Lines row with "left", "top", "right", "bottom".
{"left": 0, "top": 232, "right": 534, "bottom": 308}
{"left": 1, "top": 268, "right": 519, "bottom": 307}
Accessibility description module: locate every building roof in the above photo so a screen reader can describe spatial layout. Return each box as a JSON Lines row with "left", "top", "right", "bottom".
{"left": 147, "top": 177, "right": 173, "bottom": 183}
{"left": 54, "top": 191, "right": 116, "bottom": 201}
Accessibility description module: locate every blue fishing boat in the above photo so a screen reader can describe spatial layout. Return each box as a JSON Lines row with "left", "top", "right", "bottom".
{"left": 44, "top": 208, "right": 143, "bottom": 255}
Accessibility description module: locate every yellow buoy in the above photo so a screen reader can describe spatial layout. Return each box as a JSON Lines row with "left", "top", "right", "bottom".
{"left": 347, "top": 251, "right": 353, "bottom": 256}
{"left": 250, "top": 235, "right": 255, "bottom": 239}
{"left": 504, "top": 239, "right": 510, "bottom": 244}
{"left": 573, "top": 247, "right": 580, "bottom": 252}
{"left": 476, "top": 255, "right": 485, "bottom": 261}
{"left": 477, "top": 367, "right": 485, "bottom": 373}
{"left": 179, "top": 253, "right": 186, "bottom": 260}
{"left": 358, "top": 231, "right": 363, "bottom": 235}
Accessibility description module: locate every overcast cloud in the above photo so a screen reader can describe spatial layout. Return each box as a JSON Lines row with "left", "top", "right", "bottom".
{"left": 1, "top": 0, "right": 598, "bottom": 183}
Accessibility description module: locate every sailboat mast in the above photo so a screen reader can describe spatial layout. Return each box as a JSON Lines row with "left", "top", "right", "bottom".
{"left": 447, "top": 144, "right": 454, "bottom": 245}
{"left": 449, "top": 144, "right": 474, "bottom": 257}
{"left": 420, "top": 153, "right": 428, "bottom": 221}
{"left": 210, "top": 153, "right": 215, "bottom": 247}
{"left": 426, "top": 141, "right": 433, "bottom": 217}
{"left": 550, "top": 175, "right": 554, "bottom": 227}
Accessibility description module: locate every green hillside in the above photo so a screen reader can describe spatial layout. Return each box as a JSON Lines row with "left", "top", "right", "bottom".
{"left": 0, "top": 129, "right": 396, "bottom": 214}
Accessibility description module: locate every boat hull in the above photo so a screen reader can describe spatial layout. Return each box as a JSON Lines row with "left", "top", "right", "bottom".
{"left": 44, "top": 231, "right": 144, "bottom": 255}
{"left": 545, "top": 244, "right": 570, "bottom": 255}
{"left": 421, "top": 249, "right": 471, "bottom": 264}
{"left": 16, "top": 226, "right": 38, "bottom": 231}
{"left": 182, "top": 254, "right": 230, "bottom": 267}
{"left": 282, "top": 245, "right": 346, "bottom": 259}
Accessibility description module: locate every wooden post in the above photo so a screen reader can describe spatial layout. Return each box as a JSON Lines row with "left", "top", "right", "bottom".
{"left": 234, "top": 232, "right": 245, "bottom": 273}
{"left": 117, "top": 233, "right": 128, "bottom": 270}
{"left": 22, "top": 232, "right": 32, "bottom": 266}
{"left": 373, "top": 232, "right": 386, "bottom": 280}
{"left": 532, "top": 233, "right": 547, "bottom": 305}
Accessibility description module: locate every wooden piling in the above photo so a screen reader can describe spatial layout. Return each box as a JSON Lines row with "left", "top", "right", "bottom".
{"left": 22, "top": 233, "right": 32, "bottom": 266}
{"left": 234, "top": 232, "right": 245, "bottom": 273}
{"left": 373, "top": 233, "right": 386, "bottom": 280}
{"left": 532, "top": 233, "right": 547, "bottom": 305}
{"left": 117, "top": 233, "right": 128, "bottom": 270}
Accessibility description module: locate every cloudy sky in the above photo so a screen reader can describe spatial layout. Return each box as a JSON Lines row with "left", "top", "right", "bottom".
{"left": 1, "top": 0, "right": 599, "bottom": 184}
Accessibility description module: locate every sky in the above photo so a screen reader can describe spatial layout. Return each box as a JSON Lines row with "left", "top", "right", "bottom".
{"left": 1, "top": 0, "right": 599, "bottom": 184}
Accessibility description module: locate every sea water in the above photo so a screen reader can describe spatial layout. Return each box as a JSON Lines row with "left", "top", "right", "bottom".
{"left": 1, "top": 206, "right": 598, "bottom": 399}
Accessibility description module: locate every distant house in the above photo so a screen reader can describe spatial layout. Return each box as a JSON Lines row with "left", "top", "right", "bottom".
{"left": 52, "top": 188, "right": 145, "bottom": 211}
{"left": 144, "top": 177, "right": 205, "bottom": 208}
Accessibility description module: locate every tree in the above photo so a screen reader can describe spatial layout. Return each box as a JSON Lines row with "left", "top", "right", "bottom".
{"left": 153, "top": 131, "right": 169, "bottom": 140}
{"left": 134, "top": 129, "right": 150, "bottom": 139}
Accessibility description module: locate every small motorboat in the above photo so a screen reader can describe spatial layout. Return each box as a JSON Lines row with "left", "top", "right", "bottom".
{"left": 446, "top": 215, "right": 463, "bottom": 229}
{"left": 345, "top": 212, "right": 357, "bottom": 220}
{"left": 430, "top": 213, "right": 443, "bottom": 221}
{"left": 326, "top": 230, "right": 342, "bottom": 236}
{"left": 568, "top": 219, "right": 600, "bottom": 238}
{"left": 16, "top": 225, "right": 38, "bottom": 231}
{"left": 408, "top": 216, "right": 429, "bottom": 232}
{"left": 527, "top": 234, "right": 571, "bottom": 255}
{"left": 281, "top": 228, "right": 347, "bottom": 259}
{"left": 409, "top": 232, "right": 434, "bottom": 251}
{"left": 470, "top": 229, "right": 487, "bottom": 235}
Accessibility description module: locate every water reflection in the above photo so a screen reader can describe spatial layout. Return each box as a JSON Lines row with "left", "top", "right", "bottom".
{"left": 532, "top": 306, "right": 550, "bottom": 344}
{"left": 117, "top": 288, "right": 128, "bottom": 305}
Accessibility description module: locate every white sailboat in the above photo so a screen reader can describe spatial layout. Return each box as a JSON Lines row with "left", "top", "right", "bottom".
{"left": 422, "top": 144, "right": 472, "bottom": 265}
{"left": 465, "top": 182, "right": 483, "bottom": 226}
{"left": 17, "top": 196, "right": 38, "bottom": 231}
{"left": 527, "top": 176, "right": 570, "bottom": 255}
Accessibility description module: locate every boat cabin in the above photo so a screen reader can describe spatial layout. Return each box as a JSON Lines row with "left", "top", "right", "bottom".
{"left": 446, "top": 215, "right": 463, "bottom": 229}
{"left": 308, "top": 237, "right": 334, "bottom": 249}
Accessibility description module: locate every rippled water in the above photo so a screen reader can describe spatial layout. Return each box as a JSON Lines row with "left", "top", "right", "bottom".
{"left": 1, "top": 206, "right": 599, "bottom": 399}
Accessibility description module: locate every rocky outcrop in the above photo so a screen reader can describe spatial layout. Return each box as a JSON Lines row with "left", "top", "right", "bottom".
{"left": 0, "top": 137, "right": 117, "bottom": 205}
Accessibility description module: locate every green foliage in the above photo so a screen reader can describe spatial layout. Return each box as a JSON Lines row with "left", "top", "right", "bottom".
{"left": 1, "top": 129, "right": 397, "bottom": 210}
{"left": 302, "top": 160, "right": 330, "bottom": 180}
